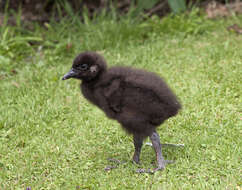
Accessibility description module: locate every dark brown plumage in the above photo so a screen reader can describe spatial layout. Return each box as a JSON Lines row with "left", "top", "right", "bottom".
{"left": 62, "top": 51, "right": 181, "bottom": 173}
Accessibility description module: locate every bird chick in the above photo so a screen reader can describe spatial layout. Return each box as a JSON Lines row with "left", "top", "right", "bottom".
{"left": 62, "top": 51, "right": 181, "bottom": 173}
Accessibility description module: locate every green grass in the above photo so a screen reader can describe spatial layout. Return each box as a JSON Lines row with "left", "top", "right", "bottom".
{"left": 0, "top": 10, "right": 241, "bottom": 189}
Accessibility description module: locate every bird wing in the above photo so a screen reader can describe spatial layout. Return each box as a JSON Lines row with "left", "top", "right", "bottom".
{"left": 125, "top": 72, "right": 178, "bottom": 106}
{"left": 106, "top": 66, "right": 180, "bottom": 108}
{"left": 122, "top": 82, "right": 168, "bottom": 117}
{"left": 101, "top": 67, "right": 180, "bottom": 123}
{"left": 102, "top": 78, "right": 123, "bottom": 113}
{"left": 101, "top": 76, "right": 170, "bottom": 121}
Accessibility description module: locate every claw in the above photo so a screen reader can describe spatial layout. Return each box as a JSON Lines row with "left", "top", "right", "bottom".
{"left": 107, "top": 158, "right": 122, "bottom": 164}
{"left": 161, "top": 143, "right": 185, "bottom": 148}
{"left": 104, "top": 158, "right": 126, "bottom": 171}
{"left": 136, "top": 168, "right": 153, "bottom": 174}
{"left": 104, "top": 165, "right": 117, "bottom": 171}
{"left": 136, "top": 167, "right": 164, "bottom": 174}
{"left": 145, "top": 142, "right": 185, "bottom": 148}
{"left": 135, "top": 160, "right": 174, "bottom": 174}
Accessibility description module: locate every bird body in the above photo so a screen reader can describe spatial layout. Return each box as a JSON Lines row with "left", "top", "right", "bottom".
{"left": 62, "top": 51, "right": 181, "bottom": 172}
{"left": 81, "top": 66, "right": 180, "bottom": 136}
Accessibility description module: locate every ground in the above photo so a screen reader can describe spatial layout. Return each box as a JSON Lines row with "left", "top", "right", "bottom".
{"left": 0, "top": 9, "right": 241, "bottom": 189}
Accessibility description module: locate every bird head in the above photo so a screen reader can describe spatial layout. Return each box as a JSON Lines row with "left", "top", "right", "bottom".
{"left": 62, "top": 51, "right": 107, "bottom": 82}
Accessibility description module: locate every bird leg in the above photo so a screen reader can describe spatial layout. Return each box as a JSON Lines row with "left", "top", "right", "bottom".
{"left": 133, "top": 135, "right": 144, "bottom": 164}
{"left": 105, "top": 132, "right": 177, "bottom": 173}
{"left": 150, "top": 131, "right": 166, "bottom": 170}
{"left": 136, "top": 131, "right": 174, "bottom": 174}
{"left": 105, "top": 134, "right": 144, "bottom": 171}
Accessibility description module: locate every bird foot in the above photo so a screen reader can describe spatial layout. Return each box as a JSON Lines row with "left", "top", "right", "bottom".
{"left": 145, "top": 142, "right": 185, "bottom": 148}
{"left": 136, "top": 160, "right": 174, "bottom": 174}
{"left": 136, "top": 168, "right": 154, "bottom": 173}
{"left": 104, "top": 165, "right": 118, "bottom": 171}
{"left": 136, "top": 167, "right": 164, "bottom": 174}
{"left": 107, "top": 158, "right": 123, "bottom": 164}
{"left": 161, "top": 143, "right": 185, "bottom": 148}
{"left": 104, "top": 158, "right": 126, "bottom": 171}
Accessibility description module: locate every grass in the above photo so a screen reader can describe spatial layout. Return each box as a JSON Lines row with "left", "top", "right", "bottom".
{"left": 0, "top": 9, "right": 241, "bottom": 189}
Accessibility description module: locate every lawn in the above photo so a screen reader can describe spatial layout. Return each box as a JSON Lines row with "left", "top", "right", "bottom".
{"left": 0, "top": 10, "right": 241, "bottom": 189}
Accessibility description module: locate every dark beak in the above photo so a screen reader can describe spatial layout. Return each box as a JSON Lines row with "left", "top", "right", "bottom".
{"left": 62, "top": 68, "right": 77, "bottom": 80}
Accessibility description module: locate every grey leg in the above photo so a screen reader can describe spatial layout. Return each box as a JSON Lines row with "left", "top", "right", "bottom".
{"left": 137, "top": 131, "right": 174, "bottom": 173}
{"left": 104, "top": 135, "right": 144, "bottom": 172}
{"left": 133, "top": 135, "right": 144, "bottom": 164}
{"left": 149, "top": 131, "right": 167, "bottom": 171}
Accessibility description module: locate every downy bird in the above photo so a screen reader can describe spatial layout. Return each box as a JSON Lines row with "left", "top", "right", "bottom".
{"left": 62, "top": 51, "right": 181, "bottom": 173}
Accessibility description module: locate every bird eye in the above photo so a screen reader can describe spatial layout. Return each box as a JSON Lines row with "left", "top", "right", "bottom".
{"left": 79, "top": 63, "right": 88, "bottom": 70}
